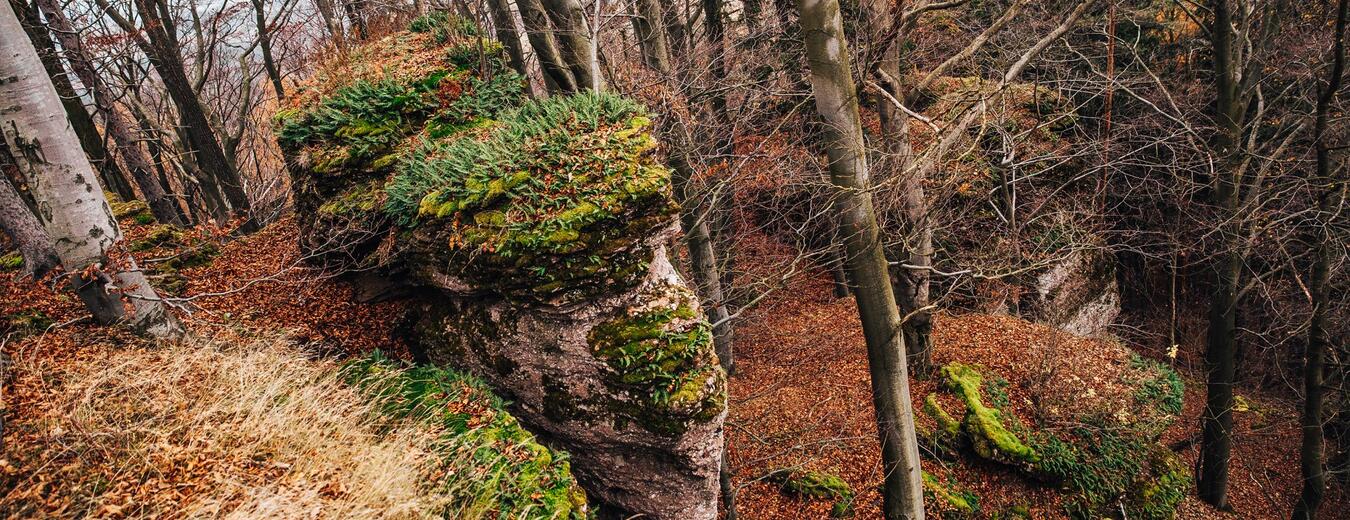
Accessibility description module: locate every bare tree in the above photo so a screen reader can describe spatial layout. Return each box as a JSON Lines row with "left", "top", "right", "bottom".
{"left": 799, "top": 0, "right": 924, "bottom": 517}
{"left": 1198, "top": 0, "right": 1289, "bottom": 508}
{"left": 96, "top": 0, "right": 253, "bottom": 226}
{"left": 1, "top": 0, "right": 182, "bottom": 338}
{"left": 1295, "top": 1, "right": 1347, "bottom": 518}
{"left": 35, "top": 0, "right": 186, "bottom": 226}
{"left": 541, "top": 0, "right": 600, "bottom": 90}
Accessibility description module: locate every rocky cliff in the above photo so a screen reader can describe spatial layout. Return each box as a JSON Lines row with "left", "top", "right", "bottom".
{"left": 276, "top": 14, "right": 726, "bottom": 518}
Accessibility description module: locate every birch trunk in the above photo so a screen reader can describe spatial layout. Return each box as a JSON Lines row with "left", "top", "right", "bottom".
{"left": 0, "top": 0, "right": 182, "bottom": 339}
{"left": 798, "top": 0, "right": 924, "bottom": 516}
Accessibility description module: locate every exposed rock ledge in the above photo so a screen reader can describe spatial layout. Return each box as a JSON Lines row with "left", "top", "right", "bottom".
{"left": 276, "top": 17, "right": 725, "bottom": 518}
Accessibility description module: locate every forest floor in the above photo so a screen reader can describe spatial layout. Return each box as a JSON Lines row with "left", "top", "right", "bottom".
{"left": 0, "top": 216, "right": 1342, "bottom": 518}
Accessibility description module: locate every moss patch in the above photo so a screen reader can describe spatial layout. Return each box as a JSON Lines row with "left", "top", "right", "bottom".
{"left": 128, "top": 225, "right": 185, "bottom": 252}
{"left": 766, "top": 468, "right": 855, "bottom": 517}
{"left": 587, "top": 286, "right": 724, "bottom": 435}
{"left": 0, "top": 252, "right": 22, "bottom": 271}
{"left": 342, "top": 351, "right": 587, "bottom": 518}
{"left": 939, "top": 363, "right": 1039, "bottom": 466}
{"left": 4, "top": 309, "right": 53, "bottom": 338}
{"left": 922, "top": 470, "right": 978, "bottom": 518}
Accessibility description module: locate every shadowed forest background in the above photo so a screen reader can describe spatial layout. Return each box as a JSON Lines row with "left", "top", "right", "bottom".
{"left": 1, "top": 0, "right": 1348, "bottom": 518}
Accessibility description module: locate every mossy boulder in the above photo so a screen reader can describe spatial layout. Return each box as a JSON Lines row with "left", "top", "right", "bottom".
{"left": 927, "top": 362, "right": 1190, "bottom": 520}
{"left": 283, "top": 18, "right": 724, "bottom": 519}
{"left": 940, "top": 363, "right": 1039, "bottom": 466}
{"left": 766, "top": 468, "right": 855, "bottom": 518}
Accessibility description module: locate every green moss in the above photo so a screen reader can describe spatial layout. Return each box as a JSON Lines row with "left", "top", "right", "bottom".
{"left": 0, "top": 252, "right": 22, "bottom": 271}
{"left": 109, "top": 199, "right": 149, "bottom": 220}
{"left": 922, "top": 470, "right": 978, "bottom": 518}
{"left": 342, "top": 351, "right": 587, "bottom": 518}
{"left": 918, "top": 394, "right": 962, "bottom": 458}
{"left": 318, "top": 181, "right": 386, "bottom": 217}
{"left": 128, "top": 225, "right": 185, "bottom": 252}
{"left": 767, "top": 468, "right": 855, "bottom": 517}
{"left": 587, "top": 288, "right": 724, "bottom": 436}
{"left": 4, "top": 309, "right": 53, "bottom": 336}
{"left": 939, "top": 363, "right": 1039, "bottom": 465}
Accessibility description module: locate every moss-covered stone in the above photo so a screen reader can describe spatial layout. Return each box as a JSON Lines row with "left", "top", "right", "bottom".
{"left": 766, "top": 468, "right": 855, "bottom": 517}
{"left": 588, "top": 285, "right": 725, "bottom": 436}
{"left": 128, "top": 225, "right": 185, "bottom": 252}
{"left": 919, "top": 393, "right": 963, "bottom": 458}
{"left": 940, "top": 363, "right": 1039, "bottom": 466}
{"left": 109, "top": 199, "right": 150, "bottom": 220}
{"left": 922, "top": 470, "right": 978, "bottom": 518}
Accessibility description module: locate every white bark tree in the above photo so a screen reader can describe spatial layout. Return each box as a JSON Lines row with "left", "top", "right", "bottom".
{"left": 0, "top": 0, "right": 182, "bottom": 339}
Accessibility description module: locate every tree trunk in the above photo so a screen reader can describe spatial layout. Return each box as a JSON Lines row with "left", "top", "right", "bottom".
{"left": 0, "top": 173, "right": 59, "bottom": 278}
{"left": 250, "top": 0, "right": 286, "bottom": 100}
{"left": 1198, "top": 0, "right": 1242, "bottom": 509}
{"left": 1294, "top": 2, "right": 1347, "bottom": 518}
{"left": 863, "top": 0, "right": 932, "bottom": 376}
{"left": 343, "top": 0, "right": 368, "bottom": 40}
{"left": 518, "top": 0, "right": 578, "bottom": 93}
{"left": 0, "top": 0, "right": 182, "bottom": 339}
{"left": 13, "top": 0, "right": 136, "bottom": 203}
{"left": 314, "top": 0, "right": 346, "bottom": 50}
{"left": 487, "top": 0, "right": 530, "bottom": 78}
{"left": 540, "top": 0, "right": 600, "bottom": 90}
{"left": 798, "top": 0, "right": 924, "bottom": 517}
{"left": 35, "top": 0, "right": 184, "bottom": 226}
{"left": 631, "top": 0, "right": 671, "bottom": 73}
{"left": 701, "top": 0, "right": 738, "bottom": 299}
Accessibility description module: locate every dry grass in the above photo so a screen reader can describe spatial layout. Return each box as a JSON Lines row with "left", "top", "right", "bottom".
{"left": 4, "top": 332, "right": 452, "bottom": 519}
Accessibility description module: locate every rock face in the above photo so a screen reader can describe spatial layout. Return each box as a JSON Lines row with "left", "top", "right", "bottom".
{"left": 1029, "top": 248, "right": 1120, "bottom": 337}
{"left": 277, "top": 17, "right": 725, "bottom": 519}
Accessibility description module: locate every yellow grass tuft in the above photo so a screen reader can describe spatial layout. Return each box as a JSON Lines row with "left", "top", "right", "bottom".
{"left": 5, "top": 333, "right": 453, "bottom": 518}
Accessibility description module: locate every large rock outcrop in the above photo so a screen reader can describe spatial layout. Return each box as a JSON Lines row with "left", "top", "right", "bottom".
{"left": 277, "top": 15, "right": 725, "bottom": 518}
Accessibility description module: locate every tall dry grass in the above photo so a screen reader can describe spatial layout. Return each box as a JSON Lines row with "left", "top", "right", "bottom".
{"left": 7, "top": 333, "right": 452, "bottom": 519}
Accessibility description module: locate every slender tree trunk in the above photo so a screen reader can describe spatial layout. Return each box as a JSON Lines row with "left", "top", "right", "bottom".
{"left": 1199, "top": 0, "right": 1242, "bottom": 509}
{"left": 798, "top": 0, "right": 924, "bottom": 517}
{"left": 701, "top": 0, "right": 738, "bottom": 298}
{"left": 0, "top": 173, "right": 59, "bottom": 278}
{"left": 863, "top": 0, "right": 932, "bottom": 376}
{"left": 250, "top": 0, "right": 286, "bottom": 100}
{"left": 541, "top": 0, "right": 601, "bottom": 90}
{"left": 343, "top": 0, "right": 368, "bottom": 40}
{"left": 1294, "top": 2, "right": 1347, "bottom": 518}
{"left": 0, "top": 0, "right": 181, "bottom": 339}
{"left": 518, "top": 0, "right": 578, "bottom": 92}
{"left": 314, "top": 0, "right": 346, "bottom": 50}
{"left": 35, "top": 0, "right": 184, "bottom": 226}
{"left": 487, "top": 0, "right": 530, "bottom": 77}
